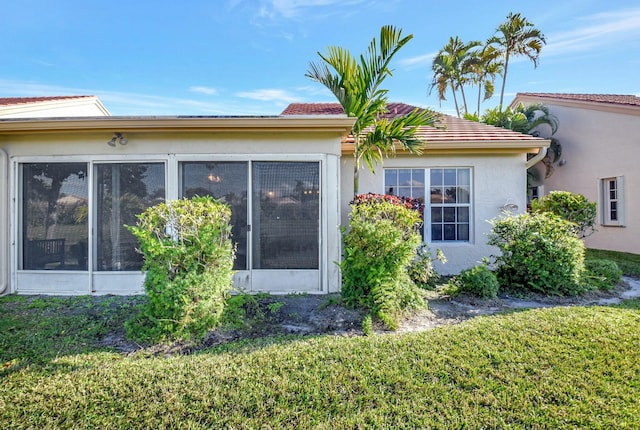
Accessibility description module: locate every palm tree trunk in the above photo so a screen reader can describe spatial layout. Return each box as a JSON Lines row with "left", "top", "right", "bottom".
{"left": 353, "top": 136, "right": 360, "bottom": 195}
{"left": 449, "top": 81, "right": 460, "bottom": 117}
{"left": 460, "top": 85, "right": 469, "bottom": 115}
{"left": 477, "top": 82, "right": 482, "bottom": 116}
{"left": 353, "top": 160, "right": 359, "bottom": 195}
{"left": 498, "top": 53, "right": 510, "bottom": 110}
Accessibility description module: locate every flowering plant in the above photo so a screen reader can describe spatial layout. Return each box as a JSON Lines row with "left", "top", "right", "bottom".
{"left": 351, "top": 193, "right": 424, "bottom": 216}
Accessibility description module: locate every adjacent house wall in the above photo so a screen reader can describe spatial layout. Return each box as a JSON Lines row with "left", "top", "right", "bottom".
{"left": 0, "top": 97, "right": 110, "bottom": 118}
{"left": 340, "top": 153, "right": 527, "bottom": 275}
{"left": 529, "top": 104, "right": 639, "bottom": 254}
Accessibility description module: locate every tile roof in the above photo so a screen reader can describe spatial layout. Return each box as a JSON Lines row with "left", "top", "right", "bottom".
{"left": 516, "top": 93, "right": 640, "bottom": 108}
{"left": 0, "top": 95, "right": 94, "bottom": 106}
{"left": 282, "top": 102, "right": 544, "bottom": 143}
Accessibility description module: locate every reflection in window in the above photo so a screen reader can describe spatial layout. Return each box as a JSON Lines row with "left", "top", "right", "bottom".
{"left": 385, "top": 167, "right": 471, "bottom": 242}
{"left": 430, "top": 168, "right": 470, "bottom": 241}
{"left": 22, "top": 163, "right": 88, "bottom": 270}
{"left": 181, "top": 162, "right": 248, "bottom": 270}
{"left": 96, "top": 163, "right": 165, "bottom": 271}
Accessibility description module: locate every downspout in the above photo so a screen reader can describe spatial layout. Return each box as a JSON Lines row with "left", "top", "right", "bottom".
{"left": 526, "top": 146, "right": 548, "bottom": 169}
{"left": 0, "top": 147, "right": 9, "bottom": 295}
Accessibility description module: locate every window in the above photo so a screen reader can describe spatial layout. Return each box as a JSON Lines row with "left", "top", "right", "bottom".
{"left": 181, "top": 161, "right": 249, "bottom": 270}
{"left": 95, "top": 163, "right": 165, "bottom": 271}
{"left": 384, "top": 167, "right": 471, "bottom": 242}
{"left": 21, "top": 163, "right": 88, "bottom": 270}
{"left": 601, "top": 176, "right": 625, "bottom": 226}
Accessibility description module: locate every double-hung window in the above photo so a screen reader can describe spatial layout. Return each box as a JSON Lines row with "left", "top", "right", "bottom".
{"left": 600, "top": 176, "right": 625, "bottom": 226}
{"left": 384, "top": 167, "right": 471, "bottom": 242}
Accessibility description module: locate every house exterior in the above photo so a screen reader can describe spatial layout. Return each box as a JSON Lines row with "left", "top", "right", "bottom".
{"left": 512, "top": 93, "right": 640, "bottom": 254}
{"left": 283, "top": 103, "right": 549, "bottom": 275}
{"left": 0, "top": 96, "right": 110, "bottom": 118}
{"left": 0, "top": 100, "right": 548, "bottom": 296}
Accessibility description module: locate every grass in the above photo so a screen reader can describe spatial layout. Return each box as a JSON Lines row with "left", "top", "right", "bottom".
{"left": 587, "top": 248, "right": 640, "bottom": 277}
{"left": 1, "top": 295, "right": 639, "bottom": 428}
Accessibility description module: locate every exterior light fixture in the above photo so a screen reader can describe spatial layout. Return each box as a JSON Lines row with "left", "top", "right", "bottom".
{"left": 107, "top": 132, "right": 127, "bottom": 147}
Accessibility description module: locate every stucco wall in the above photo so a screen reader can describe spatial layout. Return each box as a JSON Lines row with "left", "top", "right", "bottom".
{"left": 341, "top": 153, "right": 528, "bottom": 275}
{"left": 541, "top": 105, "right": 639, "bottom": 254}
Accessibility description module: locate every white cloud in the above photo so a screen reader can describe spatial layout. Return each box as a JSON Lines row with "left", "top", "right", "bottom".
{"left": 188, "top": 86, "right": 218, "bottom": 96}
{"left": 398, "top": 52, "right": 437, "bottom": 69}
{"left": 0, "top": 79, "right": 260, "bottom": 115}
{"left": 544, "top": 7, "right": 640, "bottom": 57}
{"left": 236, "top": 88, "right": 299, "bottom": 103}
{"left": 266, "top": 0, "right": 365, "bottom": 19}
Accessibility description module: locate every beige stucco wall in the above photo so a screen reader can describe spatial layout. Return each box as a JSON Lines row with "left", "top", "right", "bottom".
{"left": 341, "top": 153, "right": 528, "bottom": 275}
{"left": 537, "top": 105, "right": 639, "bottom": 254}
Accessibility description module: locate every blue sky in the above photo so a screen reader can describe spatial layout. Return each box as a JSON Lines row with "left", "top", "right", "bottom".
{"left": 1, "top": 0, "right": 639, "bottom": 116}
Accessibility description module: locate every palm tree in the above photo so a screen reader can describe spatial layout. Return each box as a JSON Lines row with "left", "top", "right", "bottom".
{"left": 429, "top": 37, "right": 481, "bottom": 117}
{"left": 468, "top": 44, "right": 503, "bottom": 116}
{"left": 431, "top": 52, "right": 461, "bottom": 117}
{"left": 489, "top": 12, "right": 546, "bottom": 110}
{"left": 480, "top": 103, "right": 561, "bottom": 178}
{"left": 307, "top": 25, "right": 438, "bottom": 194}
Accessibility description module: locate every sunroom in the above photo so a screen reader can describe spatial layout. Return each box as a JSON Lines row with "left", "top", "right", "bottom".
{"left": 0, "top": 115, "right": 355, "bottom": 295}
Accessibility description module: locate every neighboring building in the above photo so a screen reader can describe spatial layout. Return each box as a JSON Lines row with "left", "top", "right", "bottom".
{"left": 512, "top": 93, "right": 640, "bottom": 254}
{"left": 0, "top": 96, "right": 110, "bottom": 118}
{"left": 0, "top": 101, "right": 548, "bottom": 296}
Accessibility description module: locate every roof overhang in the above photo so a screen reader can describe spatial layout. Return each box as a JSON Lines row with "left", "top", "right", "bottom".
{"left": 341, "top": 138, "right": 550, "bottom": 155}
{"left": 512, "top": 94, "right": 640, "bottom": 117}
{"left": 0, "top": 115, "right": 356, "bottom": 135}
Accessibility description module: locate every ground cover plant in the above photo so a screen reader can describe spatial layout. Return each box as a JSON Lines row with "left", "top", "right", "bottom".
{"left": 587, "top": 248, "right": 640, "bottom": 277}
{"left": 1, "top": 294, "right": 639, "bottom": 428}
{"left": 446, "top": 263, "right": 500, "bottom": 299}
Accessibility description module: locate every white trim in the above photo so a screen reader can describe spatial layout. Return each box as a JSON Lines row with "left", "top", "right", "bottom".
{"left": 383, "top": 167, "right": 474, "bottom": 244}
{"left": 0, "top": 148, "right": 8, "bottom": 295}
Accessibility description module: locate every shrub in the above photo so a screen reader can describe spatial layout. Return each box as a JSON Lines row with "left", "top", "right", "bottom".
{"left": 447, "top": 264, "right": 499, "bottom": 299}
{"left": 126, "top": 196, "right": 235, "bottom": 342}
{"left": 488, "top": 212, "right": 587, "bottom": 296}
{"left": 341, "top": 194, "right": 424, "bottom": 329}
{"left": 408, "top": 245, "right": 446, "bottom": 289}
{"left": 530, "top": 191, "right": 597, "bottom": 238}
{"left": 585, "top": 259, "right": 623, "bottom": 291}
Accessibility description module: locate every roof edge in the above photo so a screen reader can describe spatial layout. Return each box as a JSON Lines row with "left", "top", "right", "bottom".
{"left": 0, "top": 115, "right": 357, "bottom": 134}
{"left": 512, "top": 93, "right": 640, "bottom": 116}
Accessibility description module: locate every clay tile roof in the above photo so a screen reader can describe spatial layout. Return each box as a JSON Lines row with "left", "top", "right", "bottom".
{"left": 0, "top": 95, "right": 94, "bottom": 106}
{"left": 516, "top": 93, "right": 640, "bottom": 108}
{"left": 282, "top": 102, "right": 544, "bottom": 143}
{"left": 281, "top": 102, "right": 346, "bottom": 116}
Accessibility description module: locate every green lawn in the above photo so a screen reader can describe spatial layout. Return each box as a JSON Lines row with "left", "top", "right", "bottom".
{"left": 587, "top": 248, "right": 640, "bottom": 277}
{"left": 1, "top": 295, "right": 639, "bottom": 429}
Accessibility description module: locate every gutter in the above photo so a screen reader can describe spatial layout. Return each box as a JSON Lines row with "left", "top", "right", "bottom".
{"left": 0, "top": 147, "right": 8, "bottom": 295}
{"left": 526, "top": 146, "right": 548, "bottom": 169}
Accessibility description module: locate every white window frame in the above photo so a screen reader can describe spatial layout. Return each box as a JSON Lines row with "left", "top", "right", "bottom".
{"left": 600, "top": 176, "right": 625, "bottom": 227}
{"left": 384, "top": 167, "right": 472, "bottom": 243}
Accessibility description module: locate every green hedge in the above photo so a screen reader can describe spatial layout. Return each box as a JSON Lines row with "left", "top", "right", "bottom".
{"left": 126, "top": 196, "right": 235, "bottom": 341}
